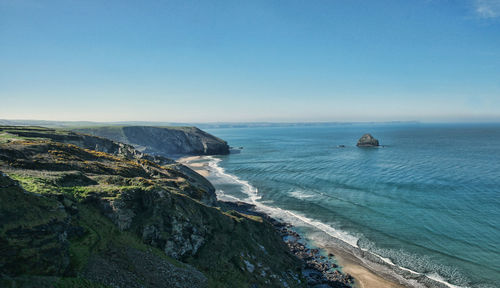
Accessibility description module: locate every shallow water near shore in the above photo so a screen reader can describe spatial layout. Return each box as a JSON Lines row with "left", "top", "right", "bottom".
{"left": 198, "top": 123, "right": 499, "bottom": 288}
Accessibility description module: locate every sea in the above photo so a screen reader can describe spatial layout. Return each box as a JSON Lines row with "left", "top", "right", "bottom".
{"left": 197, "top": 123, "right": 499, "bottom": 288}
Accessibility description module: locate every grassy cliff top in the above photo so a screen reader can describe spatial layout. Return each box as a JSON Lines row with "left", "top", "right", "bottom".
{"left": 0, "top": 126, "right": 304, "bottom": 288}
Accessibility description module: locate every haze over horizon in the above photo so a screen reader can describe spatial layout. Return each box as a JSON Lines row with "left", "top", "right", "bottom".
{"left": 1, "top": 0, "right": 500, "bottom": 122}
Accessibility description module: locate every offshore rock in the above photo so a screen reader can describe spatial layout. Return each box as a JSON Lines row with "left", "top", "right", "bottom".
{"left": 356, "top": 133, "right": 379, "bottom": 147}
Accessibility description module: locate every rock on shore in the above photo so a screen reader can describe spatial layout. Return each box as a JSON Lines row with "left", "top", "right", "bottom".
{"left": 356, "top": 134, "right": 379, "bottom": 147}
{"left": 221, "top": 201, "right": 354, "bottom": 288}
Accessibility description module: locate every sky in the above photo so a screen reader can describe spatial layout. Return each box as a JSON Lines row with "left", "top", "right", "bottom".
{"left": 1, "top": 0, "right": 500, "bottom": 123}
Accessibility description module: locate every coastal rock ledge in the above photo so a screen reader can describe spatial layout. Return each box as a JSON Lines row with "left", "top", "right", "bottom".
{"left": 356, "top": 133, "right": 379, "bottom": 147}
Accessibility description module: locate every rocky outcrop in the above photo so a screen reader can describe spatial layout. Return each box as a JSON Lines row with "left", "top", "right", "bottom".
{"left": 0, "top": 126, "right": 176, "bottom": 166}
{"left": 356, "top": 133, "right": 379, "bottom": 147}
{"left": 0, "top": 172, "right": 72, "bottom": 276}
{"left": 73, "top": 126, "right": 230, "bottom": 157}
{"left": 0, "top": 126, "right": 216, "bottom": 207}
{"left": 0, "top": 126, "right": 305, "bottom": 287}
{"left": 82, "top": 247, "right": 207, "bottom": 288}
{"left": 99, "top": 185, "right": 305, "bottom": 287}
{"left": 0, "top": 171, "right": 209, "bottom": 288}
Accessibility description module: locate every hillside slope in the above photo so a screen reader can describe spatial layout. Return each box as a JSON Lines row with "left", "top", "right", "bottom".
{"left": 0, "top": 126, "right": 304, "bottom": 288}
{"left": 73, "top": 126, "right": 230, "bottom": 157}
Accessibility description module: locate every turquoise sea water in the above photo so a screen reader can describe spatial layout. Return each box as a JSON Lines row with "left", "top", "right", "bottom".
{"left": 202, "top": 124, "right": 500, "bottom": 288}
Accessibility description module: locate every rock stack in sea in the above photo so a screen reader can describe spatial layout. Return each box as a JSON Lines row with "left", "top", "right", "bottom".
{"left": 356, "top": 133, "right": 379, "bottom": 147}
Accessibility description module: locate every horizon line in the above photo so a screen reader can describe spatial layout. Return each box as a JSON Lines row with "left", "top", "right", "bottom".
{"left": 2, "top": 118, "right": 500, "bottom": 126}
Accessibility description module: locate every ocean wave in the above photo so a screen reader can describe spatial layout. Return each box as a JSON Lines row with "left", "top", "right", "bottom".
{"left": 207, "top": 156, "right": 261, "bottom": 202}
{"left": 202, "top": 155, "right": 469, "bottom": 288}
{"left": 361, "top": 241, "right": 468, "bottom": 288}
{"left": 288, "top": 190, "right": 315, "bottom": 199}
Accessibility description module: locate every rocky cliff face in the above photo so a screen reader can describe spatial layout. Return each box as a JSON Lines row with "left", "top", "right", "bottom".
{"left": 73, "top": 126, "right": 230, "bottom": 157}
{"left": 0, "top": 125, "right": 176, "bottom": 163}
{"left": 0, "top": 126, "right": 215, "bottom": 205}
{"left": 0, "top": 126, "right": 304, "bottom": 288}
{"left": 0, "top": 172, "right": 71, "bottom": 277}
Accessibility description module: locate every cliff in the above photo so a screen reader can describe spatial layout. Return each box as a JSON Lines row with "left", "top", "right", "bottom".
{"left": 72, "top": 126, "right": 230, "bottom": 158}
{"left": 0, "top": 126, "right": 304, "bottom": 288}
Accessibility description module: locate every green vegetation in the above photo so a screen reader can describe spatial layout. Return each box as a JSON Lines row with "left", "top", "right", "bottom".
{"left": 0, "top": 126, "right": 304, "bottom": 287}
{"left": 0, "top": 276, "right": 109, "bottom": 288}
{"left": 54, "top": 277, "right": 110, "bottom": 288}
{"left": 0, "top": 129, "right": 51, "bottom": 144}
{"left": 68, "top": 204, "right": 185, "bottom": 272}
{"left": 0, "top": 132, "right": 20, "bottom": 143}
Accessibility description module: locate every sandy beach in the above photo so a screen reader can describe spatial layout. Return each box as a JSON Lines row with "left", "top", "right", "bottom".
{"left": 177, "top": 156, "right": 210, "bottom": 177}
{"left": 177, "top": 155, "right": 408, "bottom": 288}
{"left": 324, "top": 245, "right": 407, "bottom": 288}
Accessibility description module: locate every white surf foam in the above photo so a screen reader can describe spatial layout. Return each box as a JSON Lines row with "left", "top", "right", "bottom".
{"left": 288, "top": 190, "right": 315, "bottom": 199}
{"left": 206, "top": 156, "right": 261, "bottom": 202}
{"left": 203, "top": 156, "right": 359, "bottom": 247}
{"left": 426, "top": 273, "right": 463, "bottom": 288}
{"left": 201, "top": 155, "right": 465, "bottom": 288}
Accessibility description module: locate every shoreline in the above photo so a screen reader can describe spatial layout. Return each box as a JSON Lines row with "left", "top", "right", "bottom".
{"left": 178, "top": 155, "right": 409, "bottom": 288}
{"left": 177, "top": 156, "right": 210, "bottom": 177}
{"left": 324, "top": 244, "right": 406, "bottom": 288}
{"left": 220, "top": 201, "right": 355, "bottom": 287}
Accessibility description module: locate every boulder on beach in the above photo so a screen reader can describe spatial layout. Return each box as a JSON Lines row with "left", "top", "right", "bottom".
{"left": 356, "top": 133, "right": 379, "bottom": 147}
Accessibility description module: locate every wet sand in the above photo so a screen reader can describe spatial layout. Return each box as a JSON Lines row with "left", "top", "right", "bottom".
{"left": 324, "top": 245, "right": 407, "bottom": 288}
{"left": 343, "top": 264, "right": 404, "bottom": 288}
{"left": 177, "top": 156, "right": 210, "bottom": 177}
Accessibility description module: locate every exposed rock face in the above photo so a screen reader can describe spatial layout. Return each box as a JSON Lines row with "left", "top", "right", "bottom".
{"left": 73, "top": 126, "right": 230, "bottom": 157}
{"left": 83, "top": 247, "right": 207, "bottom": 288}
{"left": 0, "top": 126, "right": 305, "bottom": 287}
{"left": 0, "top": 171, "right": 209, "bottom": 288}
{"left": 356, "top": 133, "right": 379, "bottom": 147}
{"left": 0, "top": 172, "right": 71, "bottom": 276}
{"left": 0, "top": 125, "right": 176, "bottom": 165}
{"left": 0, "top": 126, "right": 216, "bottom": 206}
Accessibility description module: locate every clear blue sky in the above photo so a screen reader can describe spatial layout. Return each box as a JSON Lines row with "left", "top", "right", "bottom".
{"left": 1, "top": 0, "right": 499, "bottom": 122}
